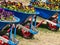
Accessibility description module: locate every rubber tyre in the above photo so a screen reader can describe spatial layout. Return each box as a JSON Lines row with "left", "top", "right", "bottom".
{"left": 47, "top": 17, "right": 59, "bottom": 31}
{"left": 20, "top": 25, "right": 34, "bottom": 39}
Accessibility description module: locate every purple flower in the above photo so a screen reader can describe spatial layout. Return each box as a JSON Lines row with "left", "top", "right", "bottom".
{"left": 0, "top": 8, "right": 3, "bottom": 13}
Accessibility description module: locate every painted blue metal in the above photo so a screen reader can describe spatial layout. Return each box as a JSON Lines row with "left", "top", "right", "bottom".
{"left": 0, "top": 16, "right": 20, "bottom": 30}
{"left": 8, "top": 40, "right": 15, "bottom": 45}
{"left": 9, "top": 24, "right": 19, "bottom": 45}
{"left": 35, "top": 8, "right": 60, "bottom": 19}
{"left": 29, "top": 29, "right": 38, "bottom": 34}
{"left": 3, "top": 8, "right": 39, "bottom": 24}
{"left": 10, "top": 25, "right": 12, "bottom": 40}
{"left": 33, "top": 15, "right": 36, "bottom": 27}
{"left": 56, "top": 24, "right": 60, "bottom": 27}
{"left": 30, "top": 15, "right": 33, "bottom": 34}
{"left": 58, "top": 13, "right": 60, "bottom": 21}
{"left": 29, "top": 15, "right": 38, "bottom": 34}
{"left": 9, "top": 24, "right": 18, "bottom": 45}
{"left": 30, "top": 15, "right": 33, "bottom": 29}
{"left": 14, "top": 25, "right": 16, "bottom": 38}
{"left": 0, "top": 22, "right": 7, "bottom": 30}
{"left": 57, "top": 13, "right": 60, "bottom": 27}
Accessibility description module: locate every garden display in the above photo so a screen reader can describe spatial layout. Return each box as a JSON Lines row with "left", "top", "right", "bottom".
{"left": 31, "top": 0, "right": 60, "bottom": 11}
{"left": 0, "top": 8, "right": 15, "bottom": 21}
{"left": 0, "top": 1, "right": 35, "bottom": 14}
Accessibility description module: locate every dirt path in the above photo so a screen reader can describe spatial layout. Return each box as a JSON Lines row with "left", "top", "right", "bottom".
{"left": 17, "top": 31, "right": 60, "bottom": 45}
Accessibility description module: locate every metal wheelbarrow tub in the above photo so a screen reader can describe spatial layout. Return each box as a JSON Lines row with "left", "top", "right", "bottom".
{"left": 0, "top": 16, "right": 20, "bottom": 31}
{"left": 1, "top": 8, "right": 39, "bottom": 34}
{"left": 3, "top": 8, "right": 39, "bottom": 24}
{"left": 35, "top": 7, "right": 60, "bottom": 19}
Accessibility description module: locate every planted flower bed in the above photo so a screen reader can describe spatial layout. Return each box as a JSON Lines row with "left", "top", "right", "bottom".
{"left": 0, "top": 8, "right": 15, "bottom": 21}
{"left": 31, "top": 0, "right": 60, "bottom": 11}
{"left": 0, "top": 1, "right": 36, "bottom": 14}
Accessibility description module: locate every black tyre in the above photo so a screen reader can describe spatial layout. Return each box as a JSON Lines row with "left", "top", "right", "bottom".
{"left": 20, "top": 25, "right": 34, "bottom": 39}
{"left": 47, "top": 17, "right": 59, "bottom": 31}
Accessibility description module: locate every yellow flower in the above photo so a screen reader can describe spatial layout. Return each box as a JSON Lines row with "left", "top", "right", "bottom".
{"left": 44, "top": 4, "right": 47, "bottom": 7}
{"left": 26, "top": 6, "right": 29, "bottom": 10}
{"left": 18, "top": 2, "right": 21, "bottom": 6}
{"left": 55, "top": 6, "right": 59, "bottom": 10}
{"left": 13, "top": 5, "right": 16, "bottom": 8}
{"left": 38, "top": 2, "right": 41, "bottom": 6}
{"left": 32, "top": 10, "right": 34, "bottom": 12}
{"left": 40, "top": 2, "right": 43, "bottom": 6}
{"left": 31, "top": 7, "right": 35, "bottom": 12}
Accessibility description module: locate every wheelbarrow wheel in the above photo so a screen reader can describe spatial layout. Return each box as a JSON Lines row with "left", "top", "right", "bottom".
{"left": 20, "top": 25, "right": 34, "bottom": 39}
{"left": 0, "top": 40, "right": 3, "bottom": 45}
{"left": 47, "top": 18, "right": 59, "bottom": 31}
{"left": 2, "top": 35, "right": 9, "bottom": 45}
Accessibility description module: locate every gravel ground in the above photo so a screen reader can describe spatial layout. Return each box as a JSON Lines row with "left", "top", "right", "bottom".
{"left": 17, "top": 30, "right": 60, "bottom": 45}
